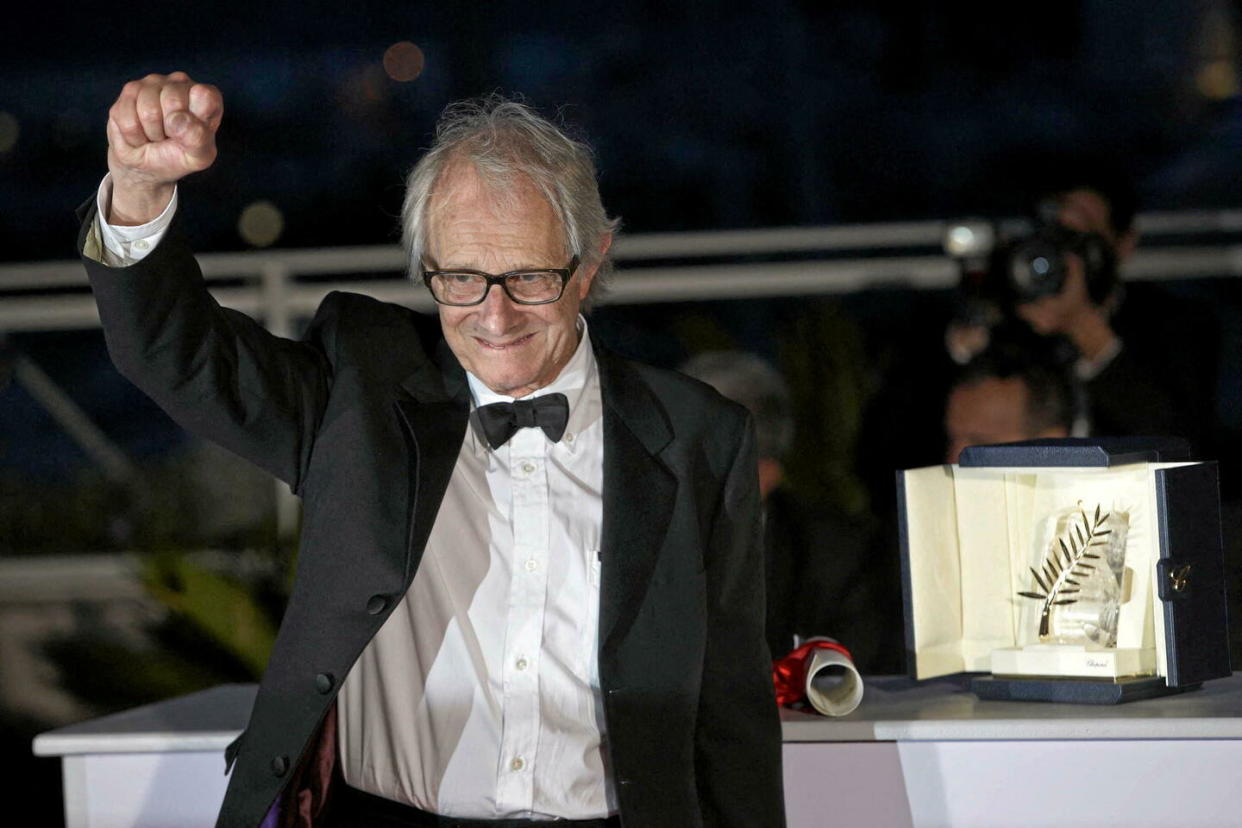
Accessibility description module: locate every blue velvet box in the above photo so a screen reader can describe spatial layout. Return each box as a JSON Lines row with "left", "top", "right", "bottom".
{"left": 897, "top": 438, "right": 1231, "bottom": 703}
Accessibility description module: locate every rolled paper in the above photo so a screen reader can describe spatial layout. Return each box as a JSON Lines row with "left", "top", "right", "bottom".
{"left": 772, "top": 637, "right": 863, "bottom": 716}
{"left": 804, "top": 645, "right": 864, "bottom": 717}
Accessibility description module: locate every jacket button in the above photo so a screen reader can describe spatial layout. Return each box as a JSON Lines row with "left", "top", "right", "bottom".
{"left": 366, "top": 594, "right": 389, "bottom": 615}
{"left": 315, "top": 672, "right": 335, "bottom": 694}
{"left": 271, "top": 755, "right": 289, "bottom": 776}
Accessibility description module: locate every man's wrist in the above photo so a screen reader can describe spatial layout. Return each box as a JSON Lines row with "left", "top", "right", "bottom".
{"left": 107, "top": 178, "right": 176, "bottom": 226}
{"left": 93, "top": 174, "right": 178, "bottom": 266}
{"left": 1069, "top": 309, "right": 1118, "bottom": 363}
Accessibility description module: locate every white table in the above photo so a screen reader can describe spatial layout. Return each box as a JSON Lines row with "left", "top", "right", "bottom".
{"left": 33, "top": 684, "right": 252, "bottom": 828}
{"left": 34, "top": 676, "right": 1242, "bottom": 827}
{"left": 780, "top": 673, "right": 1242, "bottom": 827}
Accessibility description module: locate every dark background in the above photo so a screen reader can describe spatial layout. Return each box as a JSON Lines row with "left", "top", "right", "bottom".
{"left": 4, "top": 1, "right": 1242, "bottom": 262}
{"left": 5, "top": 0, "right": 1242, "bottom": 480}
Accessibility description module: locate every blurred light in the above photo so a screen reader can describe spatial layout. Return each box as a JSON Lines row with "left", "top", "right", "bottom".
{"left": 0, "top": 112, "right": 19, "bottom": 154}
{"left": 943, "top": 220, "right": 995, "bottom": 259}
{"left": 1196, "top": 60, "right": 1238, "bottom": 100}
{"left": 383, "top": 41, "right": 426, "bottom": 82}
{"left": 238, "top": 201, "right": 284, "bottom": 248}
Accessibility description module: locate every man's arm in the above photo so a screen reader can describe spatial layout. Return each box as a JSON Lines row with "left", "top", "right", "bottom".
{"left": 694, "top": 413, "right": 786, "bottom": 827}
{"left": 84, "top": 73, "right": 331, "bottom": 490}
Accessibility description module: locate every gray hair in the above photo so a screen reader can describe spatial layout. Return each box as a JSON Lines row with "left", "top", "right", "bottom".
{"left": 401, "top": 94, "right": 620, "bottom": 311}
{"left": 680, "top": 351, "right": 795, "bottom": 460}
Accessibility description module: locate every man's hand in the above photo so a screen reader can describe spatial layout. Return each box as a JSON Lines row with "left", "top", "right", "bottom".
{"left": 1016, "top": 254, "right": 1118, "bottom": 362}
{"left": 106, "top": 72, "right": 223, "bottom": 225}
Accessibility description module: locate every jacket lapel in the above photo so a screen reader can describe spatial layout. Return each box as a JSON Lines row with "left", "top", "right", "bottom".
{"left": 596, "top": 349, "right": 677, "bottom": 650}
{"left": 394, "top": 340, "right": 470, "bottom": 583}
{"left": 391, "top": 339, "right": 676, "bottom": 649}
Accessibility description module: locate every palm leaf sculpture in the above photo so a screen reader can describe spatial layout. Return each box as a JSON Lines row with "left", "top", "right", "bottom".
{"left": 1018, "top": 503, "right": 1111, "bottom": 639}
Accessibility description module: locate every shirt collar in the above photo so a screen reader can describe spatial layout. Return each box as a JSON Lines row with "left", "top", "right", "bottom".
{"left": 465, "top": 316, "right": 597, "bottom": 456}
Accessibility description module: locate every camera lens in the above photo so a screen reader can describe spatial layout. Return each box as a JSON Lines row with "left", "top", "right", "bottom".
{"left": 1007, "top": 235, "right": 1066, "bottom": 302}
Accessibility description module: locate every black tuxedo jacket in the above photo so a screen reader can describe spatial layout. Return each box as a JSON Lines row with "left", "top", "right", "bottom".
{"left": 80, "top": 205, "right": 785, "bottom": 828}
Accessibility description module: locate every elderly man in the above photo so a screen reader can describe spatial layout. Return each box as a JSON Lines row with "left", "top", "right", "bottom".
{"left": 81, "top": 73, "right": 784, "bottom": 828}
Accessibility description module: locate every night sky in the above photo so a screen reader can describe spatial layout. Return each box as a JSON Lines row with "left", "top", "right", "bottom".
{"left": 4, "top": 1, "right": 1242, "bottom": 262}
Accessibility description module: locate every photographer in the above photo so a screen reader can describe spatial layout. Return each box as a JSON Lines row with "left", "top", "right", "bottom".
{"left": 1017, "top": 178, "right": 1216, "bottom": 454}
{"left": 948, "top": 173, "right": 1216, "bottom": 455}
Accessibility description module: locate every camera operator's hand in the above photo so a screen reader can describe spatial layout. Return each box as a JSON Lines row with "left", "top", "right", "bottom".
{"left": 1016, "top": 254, "right": 1118, "bottom": 363}
{"left": 106, "top": 72, "right": 223, "bottom": 226}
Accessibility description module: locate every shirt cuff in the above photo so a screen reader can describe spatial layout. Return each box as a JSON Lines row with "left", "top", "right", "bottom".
{"left": 90, "top": 174, "right": 179, "bottom": 267}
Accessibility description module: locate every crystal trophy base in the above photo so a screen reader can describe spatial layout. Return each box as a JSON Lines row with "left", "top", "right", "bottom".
{"left": 990, "top": 644, "right": 1157, "bottom": 679}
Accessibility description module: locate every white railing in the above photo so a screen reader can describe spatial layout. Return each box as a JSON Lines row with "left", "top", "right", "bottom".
{"left": 4, "top": 211, "right": 1242, "bottom": 333}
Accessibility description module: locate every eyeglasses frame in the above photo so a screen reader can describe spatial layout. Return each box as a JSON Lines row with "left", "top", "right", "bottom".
{"left": 421, "top": 256, "right": 581, "bottom": 306}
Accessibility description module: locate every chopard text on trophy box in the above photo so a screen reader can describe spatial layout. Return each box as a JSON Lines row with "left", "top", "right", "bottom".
{"left": 898, "top": 438, "right": 1231, "bottom": 703}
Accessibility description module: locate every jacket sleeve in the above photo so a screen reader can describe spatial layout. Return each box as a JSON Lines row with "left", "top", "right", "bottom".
{"left": 80, "top": 200, "right": 332, "bottom": 493}
{"left": 694, "top": 412, "right": 787, "bottom": 827}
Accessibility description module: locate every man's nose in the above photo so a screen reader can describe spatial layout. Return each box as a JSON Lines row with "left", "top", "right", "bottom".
{"left": 475, "top": 282, "right": 523, "bottom": 330}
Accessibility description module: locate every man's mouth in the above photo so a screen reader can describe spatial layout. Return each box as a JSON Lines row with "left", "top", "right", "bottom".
{"left": 474, "top": 332, "right": 535, "bottom": 351}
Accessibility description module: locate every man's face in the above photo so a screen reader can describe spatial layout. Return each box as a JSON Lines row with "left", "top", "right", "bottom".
{"left": 1016, "top": 188, "right": 1123, "bottom": 335}
{"left": 945, "top": 376, "right": 1035, "bottom": 463}
{"left": 426, "top": 165, "right": 596, "bottom": 398}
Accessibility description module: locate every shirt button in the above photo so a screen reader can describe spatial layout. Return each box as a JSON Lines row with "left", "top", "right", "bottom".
{"left": 133, "top": 239, "right": 149, "bottom": 250}
{"left": 524, "top": 558, "right": 538, "bottom": 572}
{"left": 564, "top": 432, "right": 574, "bottom": 443}
{"left": 521, "top": 462, "right": 535, "bottom": 474}
{"left": 515, "top": 658, "right": 528, "bottom": 671}
{"left": 510, "top": 757, "right": 525, "bottom": 772}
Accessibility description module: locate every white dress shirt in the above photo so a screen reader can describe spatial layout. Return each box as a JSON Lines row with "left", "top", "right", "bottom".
{"left": 93, "top": 178, "right": 615, "bottom": 818}
{"left": 338, "top": 326, "right": 612, "bottom": 819}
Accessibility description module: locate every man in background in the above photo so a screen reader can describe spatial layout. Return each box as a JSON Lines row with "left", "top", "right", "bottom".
{"left": 682, "top": 351, "right": 903, "bottom": 675}
{"left": 945, "top": 342, "right": 1075, "bottom": 463}
{"left": 1016, "top": 175, "right": 1217, "bottom": 453}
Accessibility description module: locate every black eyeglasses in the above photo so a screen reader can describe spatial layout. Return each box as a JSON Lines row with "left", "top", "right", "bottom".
{"left": 422, "top": 257, "right": 580, "bottom": 306}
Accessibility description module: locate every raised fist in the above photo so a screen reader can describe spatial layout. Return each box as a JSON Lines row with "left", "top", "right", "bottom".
{"left": 106, "top": 71, "right": 223, "bottom": 225}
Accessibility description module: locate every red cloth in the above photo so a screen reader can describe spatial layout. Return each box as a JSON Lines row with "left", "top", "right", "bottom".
{"left": 772, "top": 639, "right": 853, "bottom": 707}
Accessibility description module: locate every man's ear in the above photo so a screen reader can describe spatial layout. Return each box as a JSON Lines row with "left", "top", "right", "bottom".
{"left": 578, "top": 232, "right": 612, "bottom": 299}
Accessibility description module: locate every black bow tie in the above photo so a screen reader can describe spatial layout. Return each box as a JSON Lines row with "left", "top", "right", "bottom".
{"left": 475, "top": 393, "right": 570, "bottom": 449}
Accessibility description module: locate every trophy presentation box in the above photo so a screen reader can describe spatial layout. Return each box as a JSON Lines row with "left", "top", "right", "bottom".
{"left": 898, "top": 438, "right": 1232, "bottom": 703}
